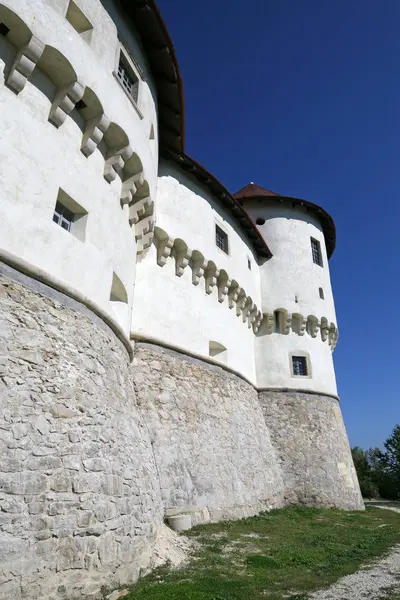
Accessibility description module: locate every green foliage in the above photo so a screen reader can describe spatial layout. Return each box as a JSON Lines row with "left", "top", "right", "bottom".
{"left": 352, "top": 425, "right": 400, "bottom": 500}
{"left": 116, "top": 506, "right": 400, "bottom": 600}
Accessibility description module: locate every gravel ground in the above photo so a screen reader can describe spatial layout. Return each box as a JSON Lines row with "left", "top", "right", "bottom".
{"left": 310, "top": 504, "right": 400, "bottom": 600}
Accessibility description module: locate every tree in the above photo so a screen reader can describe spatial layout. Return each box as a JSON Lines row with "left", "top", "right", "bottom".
{"left": 382, "top": 425, "right": 400, "bottom": 499}
{"left": 351, "top": 446, "right": 379, "bottom": 498}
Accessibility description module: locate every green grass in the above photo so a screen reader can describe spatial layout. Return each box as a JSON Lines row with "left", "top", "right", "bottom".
{"left": 120, "top": 507, "right": 400, "bottom": 600}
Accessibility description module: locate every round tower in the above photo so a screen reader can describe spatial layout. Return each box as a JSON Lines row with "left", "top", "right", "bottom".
{"left": 234, "top": 183, "right": 338, "bottom": 397}
{"left": 234, "top": 183, "right": 363, "bottom": 510}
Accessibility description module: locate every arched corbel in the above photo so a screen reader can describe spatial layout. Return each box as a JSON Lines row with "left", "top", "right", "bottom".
{"left": 154, "top": 228, "right": 174, "bottom": 267}
{"left": 228, "top": 281, "right": 240, "bottom": 309}
{"left": 236, "top": 290, "right": 247, "bottom": 317}
{"left": 242, "top": 297, "right": 253, "bottom": 323}
{"left": 204, "top": 262, "right": 219, "bottom": 295}
{"left": 81, "top": 113, "right": 110, "bottom": 157}
{"left": 264, "top": 313, "right": 275, "bottom": 334}
{"left": 6, "top": 36, "right": 45, "bottom": 94}
{"left": 253, "top": 310, "right": 263, "bottom": 334}
{"left": 104, "top": 145, "right": 133, "bottom": 183}
{"left": 320, "top": 317, "right": 329, "bottom": 342}
{"left": 174, "top": 240, "right": 192, "bottom": 277}
{"left": 190, "top": 250, "right": 207, "bottom": 286}
{"left": 217, "top": 271, "right": 231, "bottom": 303}
{"left": 49, "top": 79, "right": 85, "bottom": 127}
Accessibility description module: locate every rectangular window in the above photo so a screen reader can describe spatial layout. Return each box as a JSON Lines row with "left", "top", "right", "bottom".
{"left": 311, "top": 237, "right": 323, "bottom": 267}
{"left": 215, "top": 225, "right": 229, "bottom": 254}
{"left": 247, "top": 258, "right": 251, "bottom": 270}
{"left": 292, "top": 356, "right": 308, "bottom": 376}
{"left": 117, "top": 53, "right": 139, "bottom": 103}
{"left": 53, "top": 189, "right": 88, "bottom": 241}
{"left": 53, "top": 201, "right": 74, "bottom": 232}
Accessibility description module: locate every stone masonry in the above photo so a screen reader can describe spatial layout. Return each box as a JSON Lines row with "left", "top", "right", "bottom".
{"left": 259, "top": 391, "right": 364, "bottom": 510}
{"left": 0, "top": 266, "right": 363, "bottom": 600}
{"left": 132, "top": 343, "right": 285, "bottom": 524}
{"left": 0, "top": 270, "right": 164, "bottom": 600}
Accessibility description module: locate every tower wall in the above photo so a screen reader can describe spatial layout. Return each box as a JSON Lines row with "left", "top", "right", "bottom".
{"left": 259, "top": 390, "right": 363, "bottom": 509}
{"left": 0, "top": 265, "right": 164, "bottom": 600}
{"left": 243, "top": 201, "right": 338, "bottom": 395}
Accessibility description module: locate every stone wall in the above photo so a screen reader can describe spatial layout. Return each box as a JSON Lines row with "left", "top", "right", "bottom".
{"left": 132, "top": 343, "right": 285, "bottom": 523}
{"left": 258, "top": 390, "right": 363, "bottom": 510}
{"left": 0, "top": 267, "right": 164, "bottom": 600}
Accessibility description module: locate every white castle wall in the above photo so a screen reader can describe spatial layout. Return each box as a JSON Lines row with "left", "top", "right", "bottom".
{"left": 242, "top": 201, "right": 338, "bottom": 394}
{"left": 131, "top": 163, "right": 263, "bottom": 382}
{"left": 0, "top": 0, "right": 158, "bottom": 336}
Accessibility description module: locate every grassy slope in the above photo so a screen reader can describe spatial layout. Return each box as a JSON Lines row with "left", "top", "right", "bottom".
{"left": 121, "top": 507, "right": 400, "bottom": 600}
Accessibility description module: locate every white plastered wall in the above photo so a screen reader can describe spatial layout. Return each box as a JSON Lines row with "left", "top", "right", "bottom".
{"left": 131, "top": 163, "right": 262, "bottom": 383}
{"left": 244, "top": 201, "right": 338, "bottom": 395}
{"left": 0, "top": 0, "right": 158, "bottom": 335}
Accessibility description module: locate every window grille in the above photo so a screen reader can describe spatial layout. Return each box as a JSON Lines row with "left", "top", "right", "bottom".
{"left": 215, "top": 225, "right": 229, "bottom": 254}
{"left": 117, "top": 54, "right": 139, "bottom": 103}
{"left": 292, "top": 356, "right": 308, "bottom": 376}
{"left": 53, "top": 202, "right": 74, "bottom": 232}
{"left": 311, "top": 237, "right": 323, "bottom": 267}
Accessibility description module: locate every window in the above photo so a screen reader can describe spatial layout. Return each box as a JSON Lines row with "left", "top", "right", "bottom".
{"left": 215, "top": 224, "right": 229, "bottom": 254}
{"left": 256, "top": 217, "right": 265, "bottom": 226}
{"left": 0, "top": 23, "right": 10, "bottom": 36}
{"left": 319, "top": 287, "right": 324, "bottom": 299}
{"left": 66, "top": 0, "right": 93, "bottom": 42}
{"left": 53, "top": 202, "right": 74, "bottom": 232}
{"left": 209, "top": 341, "right": 227, "bottom": 365}
{"left": 117, "top": 53, "right": 139, "bottom": 103}
{"left": 311, "top": 237, "right": 323, "bottom": 267}
{"left": 247, "top": 258, "right": 251, "bottom": 270}
{"left": 292, "top": 356, "right": 308, "bottom": 376}
{"left": 52, "top": 189, "right": 88, "bottom": 241}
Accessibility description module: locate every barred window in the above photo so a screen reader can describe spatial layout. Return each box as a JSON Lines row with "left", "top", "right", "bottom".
{"left": 311, "top": 237, "right": 323, "bottom": 267}
{"left": 53, "top": 201, "right": 74, "bottom": 232}
{"left": 117, "top": 54, "right": 139, "bottom": 103}
{"left": 215, "top": 225, "right": 229, "bottom": 254}
{"left": 292, "top": 356, "right": 308, "bottom": 377}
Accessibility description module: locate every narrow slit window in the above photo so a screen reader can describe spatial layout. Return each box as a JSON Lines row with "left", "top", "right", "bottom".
{"left": 215, "top": 225, "right": 229, "bottom": 254}
{"left": 247, "top": 258, "right": 251, "bottom": 270}
{"left": 117, "top": 54, "right": 139, "bottom": 103}
{"left": 292, "top": 356, "right": 308, "bottom": 377}
{"left": 319, "top": 287, "right": 324, "bottom": 299}
{"left": 311, "top": 237, "right": 323, "bottom": 267}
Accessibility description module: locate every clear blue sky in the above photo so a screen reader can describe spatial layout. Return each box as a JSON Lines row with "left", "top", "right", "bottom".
{"left": 157, "top": 0, "right": 399, "bottom": 449}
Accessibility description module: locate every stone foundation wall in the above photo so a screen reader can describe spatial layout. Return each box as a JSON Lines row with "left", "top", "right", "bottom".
{"left": 132, "top": 343, "right": 285, "bottom": 523}
{"left": 0, "top": 264, "right": 363, "bottom": 600}
{"left": 258, "top": 391, "right": 363, "bottom": 510}
{"left": 0, "top": 269, "right": 164, "bottom": 600}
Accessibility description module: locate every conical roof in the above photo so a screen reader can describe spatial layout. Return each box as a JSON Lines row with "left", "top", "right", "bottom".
{"left": 233, "top": 182, "right": 336, "bottom": 258}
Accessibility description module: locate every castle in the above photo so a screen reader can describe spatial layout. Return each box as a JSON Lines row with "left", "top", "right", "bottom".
{"left": 0, "top": 0, "right": 363, "bottom": 598}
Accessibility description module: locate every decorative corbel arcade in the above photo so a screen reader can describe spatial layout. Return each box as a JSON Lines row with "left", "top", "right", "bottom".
{"left": 154, "top": 227, "right": 263, "bottom": 333}
{"left": 153, "top": 228, "right": 338, "bottom": 348}
{"left": 0, "top": 3, "right": 154, "bottom": 259}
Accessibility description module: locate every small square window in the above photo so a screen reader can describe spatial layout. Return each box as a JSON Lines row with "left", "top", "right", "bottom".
{"left": 52, "top": 189, "right": 88, "bottom": 241}
{"left": 117, "top": 54, "right": 139, "bottom": 104}
{"left": 215, "top": 225, "right": 229, "bottom": 254}
{"left": 311, "top": 237, "right": 323, "bottom": 267}
{"left": 53, "top": 201, "right": 74, "bottom": 232}
{"left": 292, "top": 356, "right": 308, "bottom": 376}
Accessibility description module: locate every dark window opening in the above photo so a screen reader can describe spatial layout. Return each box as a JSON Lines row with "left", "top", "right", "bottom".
{"left": 248, "top": 258, "right": 251, "bottom": 270}
{"left": 215, "top": 225, "right": 229, "bottom": 254}
{"left": 53, "top": 201, "right": 74, "bottom": 232}
{"left": 256, "top": 217, "right": 265, "bottom": 225}
{"left": 292, "top": 356, "right": 308, "bottom": 376}
{"left": 311, "top": 237, "right": 323, "bottom": 267}
{"left": 319, "top": 287, "right": 324, "bottom": 299}
{"left": 0, "top": 23, "right": 10, "bottom": 36}
{"left": 117, "top": 54, "right": 139, "bottom": 103}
